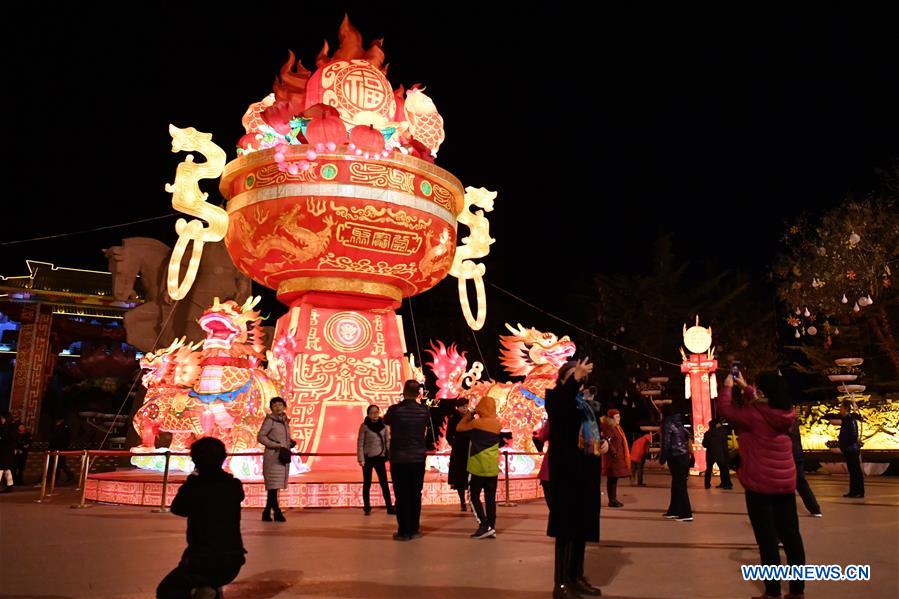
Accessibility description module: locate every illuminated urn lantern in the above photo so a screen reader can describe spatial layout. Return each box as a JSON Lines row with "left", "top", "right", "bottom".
{"left": 163, "top": 16, "right": 496, "bottom": 470}
{"left": 679, "top": 316, "right": 718, "bottom": 475}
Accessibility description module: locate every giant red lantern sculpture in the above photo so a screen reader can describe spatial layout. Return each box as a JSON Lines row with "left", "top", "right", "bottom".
{"left": 680, "top": 316, "right": 718, "bottom": 475}
{"left": 158, "top": 17, "right": 496, "bottom": 471}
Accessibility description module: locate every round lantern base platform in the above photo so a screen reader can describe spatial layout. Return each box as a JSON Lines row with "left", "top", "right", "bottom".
{"left": 84, "top": 469, "right": 543, "bottom": 508}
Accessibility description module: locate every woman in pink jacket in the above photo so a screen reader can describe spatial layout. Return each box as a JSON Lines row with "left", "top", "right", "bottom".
{"left": 719, "top": 372, "right": 806, "bottom": 599}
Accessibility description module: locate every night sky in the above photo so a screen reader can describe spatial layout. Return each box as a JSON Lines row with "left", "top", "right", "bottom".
{"left": 5, "top": 3, "right": 899, "bottom": 365}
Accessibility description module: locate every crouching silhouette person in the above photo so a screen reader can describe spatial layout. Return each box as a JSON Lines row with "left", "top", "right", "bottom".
{"left": 157, "top": 437, "right": 247, "bottom": 599}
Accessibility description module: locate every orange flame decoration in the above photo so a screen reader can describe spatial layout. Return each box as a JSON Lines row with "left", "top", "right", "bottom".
{"left": 316, "top": 14, "right": 387, "bottom": 72}
{"left": 274, "top": 50, "right": 312, "bottom": 113}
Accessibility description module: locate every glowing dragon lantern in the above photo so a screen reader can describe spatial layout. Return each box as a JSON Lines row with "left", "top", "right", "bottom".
{"left": 426, "top": 325, "right": 576, "bottom": 475}
{"left": 163, "top": 17, "right": 496, "bottom": 470}
{"left": 131, "top": 298, "right": 281, "bottom": 476}
{"left": 680, "top": 316, "right": 718, "bottom": 475}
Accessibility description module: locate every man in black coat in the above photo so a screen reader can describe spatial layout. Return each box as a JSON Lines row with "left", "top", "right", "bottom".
{"left": 702, "top": 418, "right": 732, "bottom": 489}
{"left": 837, "top": 400, "right": 864, "bottom": 498}
{"left": 14, "top": 423, "right": 33, "bottom": 485}
{"left": 157, "top": 437, "right": 246, "bottom": 599}
{"left": 546, "top": 359, "right": 608, "bottom": 598}
{"left": 383, "top": 380, "right": 430, "bottom": 541}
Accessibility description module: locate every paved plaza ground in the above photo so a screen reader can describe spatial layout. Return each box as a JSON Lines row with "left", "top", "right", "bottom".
{"left": 1, "top": 471, "right": 897, "bottom": 598}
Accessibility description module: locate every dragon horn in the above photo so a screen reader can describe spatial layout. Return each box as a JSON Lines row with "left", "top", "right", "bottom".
{"left": 241, "top": 295, "right": 262, "bottom": 312}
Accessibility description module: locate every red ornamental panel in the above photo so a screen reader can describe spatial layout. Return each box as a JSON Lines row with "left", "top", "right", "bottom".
{"left": 270, "top": 297, "right": 407, "bottom": 470}
{"left": 9, "top": 305, "right": 53, "bottom": 430}
{"left": 220, "top": 147, "right": 463, "bottom": 306}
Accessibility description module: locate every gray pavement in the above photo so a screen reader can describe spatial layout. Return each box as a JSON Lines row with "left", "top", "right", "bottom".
{"left": 1, "top": 471, "right": 897, "bottom": 598}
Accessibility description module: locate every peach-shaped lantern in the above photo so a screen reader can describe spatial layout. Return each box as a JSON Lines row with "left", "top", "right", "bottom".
{"left": 349, "top": 124, "right": 385, "bottom": 155}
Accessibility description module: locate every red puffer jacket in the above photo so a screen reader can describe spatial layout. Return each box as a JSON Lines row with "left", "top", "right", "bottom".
{"left": 716, "top": 385, "right": 796, "bottom": 494}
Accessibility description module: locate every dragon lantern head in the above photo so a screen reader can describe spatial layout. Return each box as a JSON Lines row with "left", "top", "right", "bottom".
{"left": 140, "top": 337, "right": 201, "bottom": 388}
{"left": 199, "top": 297, "right": 266, "bottom": 358}
{"left": 426, "top": 341, "right": 470, "bottom": 399}
{"left": 500, "top": 323, "right": 577, "bottom": 377}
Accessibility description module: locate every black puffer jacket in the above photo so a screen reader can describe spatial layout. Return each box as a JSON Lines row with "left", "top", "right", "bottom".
{"left": 660, "top": 413, "right": 690, "bottom": 463}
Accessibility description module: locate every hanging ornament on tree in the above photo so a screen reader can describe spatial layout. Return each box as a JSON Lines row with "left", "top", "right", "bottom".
{"left": 795, "top": 307, "right": 802, "bottom": 315}
{"left": 853, "top": 302, "right": 861, "bottom": 313}
{"left": 866, "top": 294, "right": 874, "bottom": 306}
{"left": 803, "top": 307, "right": 811, "bottom": 317}
{"left": 794, "top": 329, "right": 801, "bottom": 339}
{"left": 841, "top": 294, "right": 849, "bottom": 304}
{"left": 858, "top": 296, "right": 869, "bottom": 307}
{"left": 849, "top": 232, "right": 861, "bottom": 246}
{"left": 834, "top": 327, "right": 840, "bottom": 335}
{"left": 807, "top": 326, "right": 818, "bottom": 336}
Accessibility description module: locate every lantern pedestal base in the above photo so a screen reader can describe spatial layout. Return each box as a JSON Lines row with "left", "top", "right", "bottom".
{"left": 83, "top": 468, "right": 544, "bottom": 507}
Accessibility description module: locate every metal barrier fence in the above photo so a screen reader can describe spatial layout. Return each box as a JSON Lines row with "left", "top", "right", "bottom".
{"left": 31, "top": 449, "right": 543, "bottom": 511}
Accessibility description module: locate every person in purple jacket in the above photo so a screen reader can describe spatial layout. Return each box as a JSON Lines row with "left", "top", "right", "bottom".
{"left": 719, "top": 372, "right": 806, "bottom": 599}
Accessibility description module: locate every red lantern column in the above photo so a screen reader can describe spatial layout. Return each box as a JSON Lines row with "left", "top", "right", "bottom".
{"left": 681, "top": 353, "right": 718, "bottom": 475}
{"left": 270, "top": 292, "right": 407, "bottom": 471}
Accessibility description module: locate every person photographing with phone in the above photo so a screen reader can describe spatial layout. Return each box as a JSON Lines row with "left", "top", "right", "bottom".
{"left": 456, "top": 395, "right": 502, "bottom": 539}
{"left": 719, "top": 370, "right": 806, "bottom": 599}
{"left": 545, "top": 358, "right": 608, "bottom": 598}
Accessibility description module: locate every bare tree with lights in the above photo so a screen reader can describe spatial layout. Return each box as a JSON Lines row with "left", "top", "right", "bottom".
{"left": 774, "top": 172, "right": 899, "bottom": 375}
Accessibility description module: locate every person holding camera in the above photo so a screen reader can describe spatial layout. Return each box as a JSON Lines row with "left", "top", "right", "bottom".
{"left": 720, "top": 372, "right": 806, "bottom": 599}
{"left": 446, "top": 399, "right": 472, "bottom": 511}
{"left": 660, "top": 401, "right": 694, "bottom": 522}
{"left": 546, "top": 358, "right": 608, "bottom": 598}
{"left": 257, "top": 397, "right": 296, "bottom": 522}
{"left": 456, "top": 395, "right": 502, "bottom": 539}
{"left": 357, "top": 404, "right": 395, "bottom": 516}
{"left": 383, "top": 380, "right": 431, "bottom": 541}
{"left": 157, "top": 437, "right": 246, "bottom": 599}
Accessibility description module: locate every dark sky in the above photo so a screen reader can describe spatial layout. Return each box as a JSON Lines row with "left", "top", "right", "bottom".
{"left": 5, "top": 3, "right": 899, "bottom": 353}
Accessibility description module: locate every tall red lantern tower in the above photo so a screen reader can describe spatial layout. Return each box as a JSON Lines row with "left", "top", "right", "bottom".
{"left": 680, "top": 317, "right": 718, "bottom": 475}
{"left": 162, "top": 17, "right": 496, "bottom": 471}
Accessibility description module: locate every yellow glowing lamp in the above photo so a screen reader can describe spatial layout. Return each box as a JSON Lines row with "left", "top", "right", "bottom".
{"left": 450, "top": 187, "right": 497, "bottom": 330}
{"left": 683, "top": 316, "right": 712, "bottom": 355}
{"left": 164, "top": 125, "right": 229, "bottom": 300}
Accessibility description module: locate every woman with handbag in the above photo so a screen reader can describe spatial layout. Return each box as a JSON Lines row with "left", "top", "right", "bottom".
{"left": 257, "top": 397, "right": 295, "bottom": 522}
{"left": 357, "top": 404, "right": 395, "bottom": 515}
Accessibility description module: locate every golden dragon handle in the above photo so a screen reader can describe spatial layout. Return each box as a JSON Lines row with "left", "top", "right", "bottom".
{"left": 164, "top": 125, "right": 229, "bottom": 300}
{"left": 449, "top": 187, "right": 496, "bottom": 330}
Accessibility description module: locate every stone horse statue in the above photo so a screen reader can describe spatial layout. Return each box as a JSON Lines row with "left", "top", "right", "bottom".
{"left": 105, "top": 237, "right": 252, "bottom": 351}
